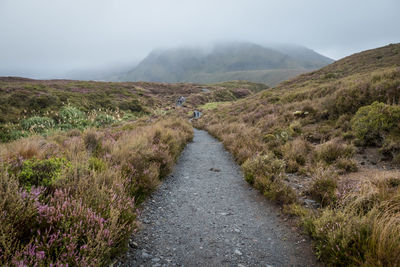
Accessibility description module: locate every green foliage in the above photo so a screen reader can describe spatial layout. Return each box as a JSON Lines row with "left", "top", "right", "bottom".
{"left": 0, "top": 124, "right": 28, "bottom": 142}
{"left": 242, "top": 153, "right": 296, "bottom": 204}
{"left": 242, "top": 153, "right": 284, "bottom": 185}
{"left": 94, "top": 113, "right": 117, "bottom": 127}
{"left": 199, "top": 102, "right": 228, "bottom": 110}
{"left": 20, "top": 116, "right": 55, "bottom": 133}
{"left": 58, "top": 106, "right": 88, "bottom": 130}
{"left": 17, "top": 157, "right": 69, "bottom": 189}
{"left": 88, "top": 157, "right": 106, "bottom": 172}
{"left": 118, "top": 99, "right": 144, "bottom": 112}
{"left": 351, "top": 102, "right": 400, "bottom": 146}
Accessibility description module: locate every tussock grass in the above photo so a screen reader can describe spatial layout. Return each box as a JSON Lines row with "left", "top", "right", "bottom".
{"left": 195, "top": 43, "right": 400, "bottom": 265}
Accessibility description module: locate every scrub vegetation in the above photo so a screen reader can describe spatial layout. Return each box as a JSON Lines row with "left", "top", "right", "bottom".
{"left": 0, "top": 76, "right": 266, "bottom": 265}
{"left": 195, "top": 43, "right": 400, "bottom": 265}
{"left": 0, "top": 116, "right": 193, "bottom": 266}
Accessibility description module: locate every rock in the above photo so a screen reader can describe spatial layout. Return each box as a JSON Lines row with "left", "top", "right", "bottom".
{"left": 129, "top": 240, "right": 138, "bottom": 248}
{"left": 234, "top": 249, "right": 243, "bottom": 256}
{"left": 210, "top": 167, "right": 221, "bottom": 172}
{"left": 303, "top": 198, "right": 319, "bottom": 209}
{"left": 142, "top": 251, "right": 151, "bottom": 259}
{"left": 152, "top": 257, "right": 160, "bottom": 262}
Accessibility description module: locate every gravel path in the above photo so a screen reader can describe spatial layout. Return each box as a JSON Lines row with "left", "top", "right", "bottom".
{"left": 120, "top": 129, "right": 319, "bottom": 267}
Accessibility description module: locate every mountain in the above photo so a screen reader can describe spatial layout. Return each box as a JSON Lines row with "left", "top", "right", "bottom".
{"left": 119, "top": 43, "right": 334, "bottom": 85}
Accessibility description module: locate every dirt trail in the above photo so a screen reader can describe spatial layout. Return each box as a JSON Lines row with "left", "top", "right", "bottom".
{"left": 119, "top": 129, "right": 319, "bottom": 267}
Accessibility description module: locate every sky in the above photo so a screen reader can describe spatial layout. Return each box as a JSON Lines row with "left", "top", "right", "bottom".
{"left": 0, "top": 0, "right": 399, "bottom": 78}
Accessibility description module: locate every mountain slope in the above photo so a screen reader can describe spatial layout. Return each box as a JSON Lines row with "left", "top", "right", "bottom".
{"left": 195, "top": 43, "right": 400, "bottom": 265}
{"left": 120, "top": 43, "right": 333, "bottom": 85}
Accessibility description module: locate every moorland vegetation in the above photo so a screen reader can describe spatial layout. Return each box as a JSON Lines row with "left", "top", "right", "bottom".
{"left": 195, "top": 43, "right": 400, "bottom": 265}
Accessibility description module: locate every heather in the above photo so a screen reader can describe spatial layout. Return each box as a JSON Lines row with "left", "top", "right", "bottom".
{"left": 0, "top": 117, "right": 193, "bottom": 265}
{"left": 194, "top": 43, "right": 400, "bottom": 265}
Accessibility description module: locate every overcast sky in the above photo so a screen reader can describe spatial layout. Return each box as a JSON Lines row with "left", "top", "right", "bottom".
{"left": 0, "top": 0, "right": 399, "bottom": 78}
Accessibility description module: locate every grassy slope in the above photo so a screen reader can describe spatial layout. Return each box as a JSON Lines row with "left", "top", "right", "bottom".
{"left": 195, "top": 43, "right": 400, "bottom": 265}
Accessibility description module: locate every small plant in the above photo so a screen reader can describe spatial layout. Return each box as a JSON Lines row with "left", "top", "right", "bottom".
{"left": 88, "top": 157, "right": 106, "bottom": 172}
{"left": 83, "top": 131, "right": 102, "bottom": 155}
{"left": 20, "top": 116, "right": 55, "bottom": 133}
{"left": 335, "top": 158, "right": 358, "bottom": 174}
{"left": 308, "top": 167, "right": 338, "bottom": 206}
{"left": 315, "top": 141, "right": 355, "bottom": 164}
{"left": 16, "top": 157, "right": 69, "bottom": 189}
{"left": 94, "top": 113, "right": 117, "bottom": 127}
{"left": 58, "top": 106, "right": 88, "bottom": 130}
{"left": 351, "top": 102, "right": 400, "bottom": 146}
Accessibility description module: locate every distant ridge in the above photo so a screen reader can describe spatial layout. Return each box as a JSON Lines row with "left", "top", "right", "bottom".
{"left": 118, "top": 42, "right": 334, "bottom": 86}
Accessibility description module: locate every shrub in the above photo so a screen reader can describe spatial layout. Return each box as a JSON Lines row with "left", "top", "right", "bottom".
{"left": 83, "top": 131, "right": 102, "bottom": 155}
{"left": 315, "top": 141, "right": 355, "bottom": 164}
{"left": 88, "top": 157, "right": 106, "bottom": 172}
{"left": 242, "top": 153, "right": 284, "bottom": 185}
{"left": 58, "top": 106, "right": 88, "bottom": 130}
{"left": 20, "top": 116, "right": 55, "bottom": 133}
{"left": 118, "top": 99, "right": 144, "bottom": 112}
{"left": 306, "top": 175, "right": 400, "bottom": 266}
{"left": 351, "top": 102, "right": 400, "bottom": 146}
{"left": 308, "top": 167, "right": 338, "bottom": 206}
{"left": 0, "top": 169, "right": 39, "bottom": 263}
{"left": 242, "top": 153, "right": 296, "bottom": 204}
{"left": 335, "top": 158, "right": 358, "bottom": 174}
{"left": 0, "top": 124, "right": 28, "bottom": 142}
{"left": 94, "top": 113, "right": 117, "bottom": 127}
{"left": 282, "top": 138, "right": 310, "bottom": 173}
{"left": 16, "top": 157, "right": 69, "bottom": 189}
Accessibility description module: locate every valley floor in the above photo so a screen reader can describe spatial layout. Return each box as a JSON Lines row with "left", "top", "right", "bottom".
{"left": 118, "top": 129, "right": 319, "bottom": 267}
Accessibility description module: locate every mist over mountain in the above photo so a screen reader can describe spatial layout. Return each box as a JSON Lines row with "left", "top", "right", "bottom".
{"left": 118, "top": 42, "right": 334, "bottom": 85}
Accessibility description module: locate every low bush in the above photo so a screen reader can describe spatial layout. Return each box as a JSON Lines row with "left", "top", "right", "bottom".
{"left": 335, "top": 158, "right": 358, "bottom": 174}
{"left": 94, "top": 113, "right": 117, "bottom": 127}
{"left": 282, "top": 138, "right": 310, "bottom": 173}
{"left": 242, "top": 153, "right": 296, "bottom": 204}
{"left": 12, "top": 157, "right": 69, "bottom": 190}
{"left": 351, "top": 102, "right": 400, "bottom": 146}
{"left": 306, "top": 173, "right": 400, "bottom": 265}
{"left": 308, "top": 167, "right": 338, "bottom": 206}
{"left": 57, "top": 106, "right": 88, "bottom": 130}
{"left": 20, "top": 116, "right": 55, "bottom": 133}
{"left": 315, "top": 141, "right": 355, "bottom": 164}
